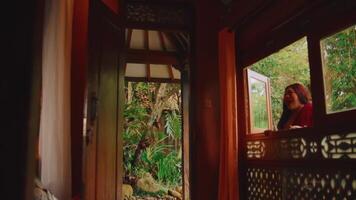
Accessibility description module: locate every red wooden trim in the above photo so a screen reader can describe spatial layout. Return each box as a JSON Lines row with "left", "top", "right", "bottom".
{"left": 71, "top": 0, "right": 88, "bottom": 195}
{"left": 91, "top": 0, "right": 123, "bottom": 29}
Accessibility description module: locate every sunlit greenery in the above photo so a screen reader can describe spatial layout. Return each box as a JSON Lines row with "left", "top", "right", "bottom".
{"left": 321, "top": 25, "right": 356, "bottom": 113}
{"left": 251, "top": 28, "right": 355, "bottom": 124}
{"left": 251, "top": 37, "right": 310, "bottom": 127}
{"left": 250, "top": 78, "right": 268, "bottom": 129}
{"left": 123, "top": 82, "right": 182, "bottom": 197}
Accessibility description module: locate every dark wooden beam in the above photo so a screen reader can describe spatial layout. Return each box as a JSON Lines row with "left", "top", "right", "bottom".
{"left": 144, "top": 30, "right": 149, "bottom": 50}
{"left": 159, "top": 32, "right": 167, "bottom": 51}
{"left": 163, "top": 32, "right": 185, "bottom": 53}
{"left": 237, "top": 0, "right": 356, "bottom": 67}
{"left": 221, "top": 0, "right": 272, "bottom": 29}
{"left": 126, "top": 28, "right": 132, "bottom": 48}
{"left": 126, "top": 49, "right": 179, "bottom": 64}
{"left": 125, "top": 22, "right": 189, "bottom": 32}
{"left": 146, "top": 63, "right": 151, "bottom": 81}
{"left": 237, "top": 0, "right": 324, "bottom": 51}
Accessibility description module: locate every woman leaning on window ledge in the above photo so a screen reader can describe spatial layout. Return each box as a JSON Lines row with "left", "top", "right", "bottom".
{"left": 277, "top": 83, "right": 313, "bottom": 130}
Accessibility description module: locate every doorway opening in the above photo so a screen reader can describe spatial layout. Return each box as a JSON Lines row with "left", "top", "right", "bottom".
{"left": 122, "top": 81, "right": 183, "bottom": 200}
{"left": 122, "top": 28, "right": 191, "bottom": 200}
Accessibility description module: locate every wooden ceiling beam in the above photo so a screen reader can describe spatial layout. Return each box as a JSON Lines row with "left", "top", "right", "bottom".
{"left": 237, "top": 0, "right": 356, "bottom": 67}
{"left": 125, "top": 77, "right": 180, "bottom": 83}
{"left": 144, "top": 30, "right": 149, "bottom": 50}
{"left": 237, "top": 0, "right": 325, "bottom": 50}
{"left": 125, "top": 23, "right": 189, "bottom": 32}
{"left": 158, "top": 32, "right": 167, "bottom": 51}
{"left": 163, "top": 32, "right": 185, "bottom": 54}
{"left": 146, "top": 63, "right": 151, "bottom": 81}
{"left": 126, "top": 49, "right": 179, "bottom": 65}
{"left": 221, "top": 0, "right": 272, "bottom": 29}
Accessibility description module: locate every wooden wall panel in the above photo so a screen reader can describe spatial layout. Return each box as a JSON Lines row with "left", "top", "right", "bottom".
{"left": 96, "top": 21, "right": 120, "bottom": 199}
{"left": 191, "top": 0, "right": 221, "bottom": 199}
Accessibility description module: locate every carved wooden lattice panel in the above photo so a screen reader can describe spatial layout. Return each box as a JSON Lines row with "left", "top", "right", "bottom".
{"left": 321, "top": 133, "right": 356, "bottom": 159}
{"left": 125, "top": 1, "right": 190, "bottom": 28}
{"left": 247, "top": 141, "right": 266, "bottom": 158}
{"left": 246, "top": 132, "right": 356, "bottom": 160}
{"left": 247, "top": 167, "right": 356, "bottom": 200}
{"left": 247, "top": 168, "right": 282, "bottom": 200}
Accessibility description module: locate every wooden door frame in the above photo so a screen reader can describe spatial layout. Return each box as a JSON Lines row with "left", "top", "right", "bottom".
{"left": 84, "top": 1, "right": 125, "bottom": 200}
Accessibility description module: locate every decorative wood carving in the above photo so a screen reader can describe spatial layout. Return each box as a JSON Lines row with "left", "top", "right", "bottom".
{"left": 247, "top": 167, "right": 356, "bottom": 200}
{"left": 125, "top": 1, "right": 191, "bottom": 30}
{"left": 246, "top": 132, "right": 356, "bottom": 160}
{"left": 321, "top": 133, "right": 356, "bottom": 159}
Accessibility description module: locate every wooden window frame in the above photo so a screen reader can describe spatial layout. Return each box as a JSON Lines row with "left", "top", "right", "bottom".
{"left": 308, "top": 17, "right": 356, "bottom": 132}
{"left": 246, "top": 69, "right": 273, "bottom": 134}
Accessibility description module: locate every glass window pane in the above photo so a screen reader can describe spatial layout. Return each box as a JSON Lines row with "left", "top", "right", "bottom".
{"left": 321, "top": 25, "right": 356, "bottom": 113}
{"left": 251, "top": 78, "right": 268, "bottom": 130}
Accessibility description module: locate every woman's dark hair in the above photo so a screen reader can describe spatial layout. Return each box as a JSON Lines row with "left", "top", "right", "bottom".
{"left": 277, "top": 83, "right": 311, "bottom": 130}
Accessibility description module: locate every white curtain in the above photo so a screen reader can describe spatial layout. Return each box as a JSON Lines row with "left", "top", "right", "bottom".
{"left": 39, "top": 0, "right": 73, "bottom": 199}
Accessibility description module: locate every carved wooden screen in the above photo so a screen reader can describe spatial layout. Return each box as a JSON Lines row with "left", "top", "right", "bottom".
{"left": 124, "top": 0, "right": 192, "bottom": 31}
{"left": 236, "top": 4, "right": 356, "bottom": 200}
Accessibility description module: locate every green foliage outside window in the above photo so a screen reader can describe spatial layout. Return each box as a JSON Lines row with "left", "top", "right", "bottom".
{"left": 251, "top": 38, "right": 310, "bottom": 127}
{"left": 250, "top": 79, "right": 268, "bottom": 129}
{"left": 321, "top": 25, "right": 356, "bottom": 113}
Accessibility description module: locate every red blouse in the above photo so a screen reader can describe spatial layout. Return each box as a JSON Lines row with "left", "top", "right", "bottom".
{"left": 292, "top": 103, "right": 313, "bottom": 127}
